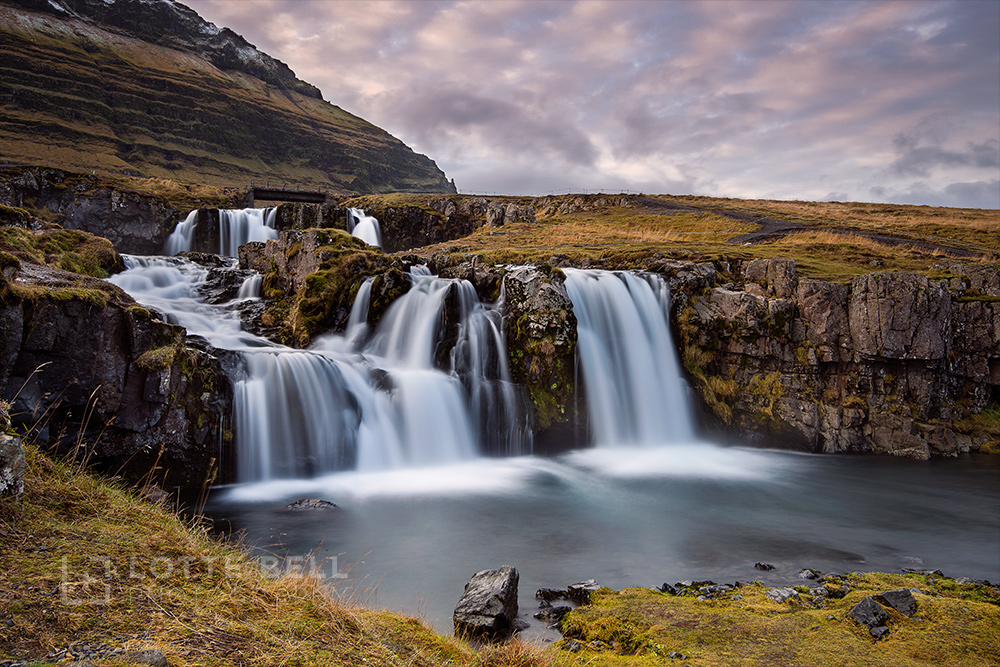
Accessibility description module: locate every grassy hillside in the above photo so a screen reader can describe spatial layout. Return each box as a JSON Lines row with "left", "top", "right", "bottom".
{"left": 0, "top": 1, "right": 454, "bottom": 195}
{"left": 360, "top": 193, "right": 999, "bottom": 283}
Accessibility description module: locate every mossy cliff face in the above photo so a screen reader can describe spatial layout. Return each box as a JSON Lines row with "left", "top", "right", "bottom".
{"left": 0, "top": 235, "right": 232, "bottom": 489}
{"left": 673, "top": 257, "right": 1000, "bottom": 458}
{"left": 239, "top": 228, "right": 411, "bottom": 347}
{"left": 501, "top": 265, "right": 580, "bottom": 450}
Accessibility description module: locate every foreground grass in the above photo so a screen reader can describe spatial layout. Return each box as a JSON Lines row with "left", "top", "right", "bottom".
{"left": 0, "top": 444, "right": 555, "bottom": 667}
{"left": 556, "top": 578, "right": 1000, "bottom": 667}
{"left": 3, "top": 445, "right": 997, "bottom": 667}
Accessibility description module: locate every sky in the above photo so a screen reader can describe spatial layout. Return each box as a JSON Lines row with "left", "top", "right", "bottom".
{"left": 181, "top": 0, "right": 1000, "bottom": 209}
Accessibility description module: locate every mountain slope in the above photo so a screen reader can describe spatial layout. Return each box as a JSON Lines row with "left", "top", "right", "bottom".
{"left": 0, "top": 0, "right": 455, "bottom": 194}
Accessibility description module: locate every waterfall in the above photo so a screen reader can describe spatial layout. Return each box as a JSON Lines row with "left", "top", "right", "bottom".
{"left": 163, "top": 210, "right": 198, "bottom": 256}
{"left": 111, "top": 258, "right": 530, "bottom": 482}
{"left": 563, "top": 269, "right": 694, "bottom": 446}
{"left": 163, "top": 208, "right": 278, "bottom": 257}
{"left": 347, "top": 208, "right": 383, "bottom": 248}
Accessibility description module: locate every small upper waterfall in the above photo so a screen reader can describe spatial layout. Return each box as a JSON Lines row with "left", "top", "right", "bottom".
{"left": 164, "top": 208, "right": 278, "bottom": 257}
{"left": 563, "top": 269, "right": 695, "bottom": 446}
{"left": 347, "top": 208, "right": 383, "bottom": 248}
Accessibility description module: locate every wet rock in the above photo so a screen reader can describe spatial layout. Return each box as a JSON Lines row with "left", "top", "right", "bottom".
{"left": 754, "top": 562, "right": 775, "bottom": 571}
{"left": 848, "top": 596, "right": 889, "bottom": 632}
{"left": 536, "top": 587, "right": 567, "bottom": 602}
{"left": 453, "top": 566, "right": 520, "bottom": 640}
{"left": 567, "top": 579, "right": 601, "bottom": 605}
{"left": 286, "top": 499, "right": 338, "bottom": 511}
{"left": 798, "top": 568, "right": 821, "bottom": 580}
{"left": 874, "top": 589, "right": 917, "bottom": 617}
{"left": 501, "top": 266, "right": 578, "bottom": 446}
{"left": 534, "top": 604, "right": 571, "bottom": 623}
{"left": 1, "top": 265, "right": 233, "bottom": 490}
{"left": 765, "top": 587, "right": 799, "bottom": 603}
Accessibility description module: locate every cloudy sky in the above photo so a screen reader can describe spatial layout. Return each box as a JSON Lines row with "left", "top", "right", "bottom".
{"left": 182, "top": 0, "right": 1000, "bottom": 208}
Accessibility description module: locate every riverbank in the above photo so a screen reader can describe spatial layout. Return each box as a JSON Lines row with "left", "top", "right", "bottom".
{"left": 2, "top": 444, "right": 997, "bottom": 667}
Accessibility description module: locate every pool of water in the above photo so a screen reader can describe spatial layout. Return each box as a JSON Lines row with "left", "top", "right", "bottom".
{"left": 207, "top": 443, "right": 1000, "bottom": 639}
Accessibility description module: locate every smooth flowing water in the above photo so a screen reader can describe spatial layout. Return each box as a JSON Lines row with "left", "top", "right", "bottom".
{"left": 164, "top": 207, "right": 278, "bottom": 256}
{"left": 208, "top": 449, "right": 1000, "bottom": 639}
{"left": 347, "top": 207, "right": 383, "bottom": 248}
{"left": 112, "top": 215, "right": 1000, "bottom": 640}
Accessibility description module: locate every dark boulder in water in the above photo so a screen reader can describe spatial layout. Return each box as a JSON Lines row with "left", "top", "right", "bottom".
{"left": 453, "top": 565, "right": 520, "bottom": 640}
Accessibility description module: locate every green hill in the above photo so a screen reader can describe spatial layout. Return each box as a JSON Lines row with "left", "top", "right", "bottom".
{"left": 0, "top": 0, "right": 455, "bottom": 195}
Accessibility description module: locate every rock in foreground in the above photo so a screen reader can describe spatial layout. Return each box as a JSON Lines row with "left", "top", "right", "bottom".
{"left": 453, "top": 566, "right": 520, "bottom": 640}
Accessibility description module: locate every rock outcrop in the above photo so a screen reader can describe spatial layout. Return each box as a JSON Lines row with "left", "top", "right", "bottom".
{"left": 0, "top": 406, "right": 24, "bottom": 498}
{"left": 501, "top": 265, "right": 580, "bottom": 451}
{"left": 238, "top": 228, "right": 413, "bottom": 346}
{"left": 0, "top": 259, "right": 232, "bottom": 489}
{"left": 675, "top": 258, "right": 1000, "bottom": 458}
{"left": 0, "top": 167, "right": 236, "bottom": 255}
{"left": 453, "top": 566, "right": 521, "bottom": 640}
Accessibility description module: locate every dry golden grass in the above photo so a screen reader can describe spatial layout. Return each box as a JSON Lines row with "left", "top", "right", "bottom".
{"left": 378, "top": 193, "right": 996, "bottom": 283}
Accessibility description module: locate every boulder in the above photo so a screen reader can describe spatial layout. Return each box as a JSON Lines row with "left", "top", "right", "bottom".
{"left": 567, "top": 579, "right": 601, "bottom": 605}
{"left": 453, "top": 565, "right": 520, "bottom": 640}
{"left": 874, "top": 588, "right": 917, "bottom": 617}
{"left": 765, "top": 587, "right": 799, "bottom": 603}
{"left": 848, "top": 596, "right": 890, "bottom": 636}
{"left": 0, "top": 433, "right": 24, "bottom": 499}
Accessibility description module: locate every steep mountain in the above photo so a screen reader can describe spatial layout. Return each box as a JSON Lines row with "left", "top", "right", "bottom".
{"left": 0, "top": 0, "right": 455, "bottom": 194}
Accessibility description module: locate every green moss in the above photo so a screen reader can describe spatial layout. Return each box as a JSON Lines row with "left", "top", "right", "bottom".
{"left": 0, "top": 226, "right": 123, "bottom": 278}
{"left": 134, "top": 344, "right": 178, "bottom": 372}
{"left": 558, "top": 577, "right": 1000, "bottom": 667}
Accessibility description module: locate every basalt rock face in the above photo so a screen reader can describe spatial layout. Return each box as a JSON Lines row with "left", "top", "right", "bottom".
{"left": 238, "top": 228, "right": 413, "bottom": 346}
{"left": 0, "top": 167, "right": 188, "bottom": 254}
{"left": 674, "top": 258, "right": 1000, "bottom": 458}
{"left": 0, "top": 261, "right": 233, "bottom": 489}
{"left": 501, "top": 265, "right": 580, "bottom": 452}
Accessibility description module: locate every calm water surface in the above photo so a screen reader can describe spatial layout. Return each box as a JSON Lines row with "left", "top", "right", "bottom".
{"left": 207, "top": 443, "right": 1000, "bottom": 638}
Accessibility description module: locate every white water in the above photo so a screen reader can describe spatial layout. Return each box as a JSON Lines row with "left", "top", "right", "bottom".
{"left": 164, "top": 207, "right": 278, "bottom": 256}
{"left": 564, "top": 269, "right": 695, "bottom": 446}
{"left": 347, "top": 207, "right": 382, "bottom": 248}
{"left": 112, "top": 242, "right": 529, "bottom": 481}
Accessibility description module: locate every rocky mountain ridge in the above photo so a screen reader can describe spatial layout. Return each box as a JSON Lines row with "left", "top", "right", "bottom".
{"left": 0, "top": 0, "right": 455, "bottom": 194}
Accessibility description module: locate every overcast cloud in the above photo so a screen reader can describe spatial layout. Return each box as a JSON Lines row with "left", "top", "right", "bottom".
{"left": 181, "top": 0, "right": 1000, "bottom": 208}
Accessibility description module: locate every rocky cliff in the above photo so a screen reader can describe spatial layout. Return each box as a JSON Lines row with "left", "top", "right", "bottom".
{"left": 0, "top": 0, "right": 455, "bottom": 194}
{"left": 0, "top": 220, "right": 233, "bottom": 488}
{"left": 668, "top": 257, "right": 1000, "bottom": 458}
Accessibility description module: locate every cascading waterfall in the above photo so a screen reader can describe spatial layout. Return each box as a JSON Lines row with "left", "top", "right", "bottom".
{"left": 164, "top": 207, "right": 278, "bottom": 257}
{"left": 563, "top": 268, "right": 694, "bottom": 446}
{"left": 112, "top": 253, "right": 530, "bottom": 482}
{"left": 347, "top": 208, "right": 383, "bottom": 248}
